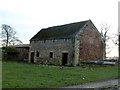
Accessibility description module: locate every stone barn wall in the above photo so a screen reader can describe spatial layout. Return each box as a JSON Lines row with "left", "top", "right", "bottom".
{"left": 78, "top": 22, "right": 104, "bottom": 62}
{"left": 29, "top": 20, "right": 104, "bottom": 66}
{"left": 29, "top": 39, "right": 74, "bottom": 66}
{"left": 16, "top": 47, "right": 29, "bottom": 61}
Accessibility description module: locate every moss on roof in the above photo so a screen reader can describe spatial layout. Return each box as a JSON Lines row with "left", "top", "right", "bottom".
{"left": 31, "top": 20, "right": 89, "bottom": 40}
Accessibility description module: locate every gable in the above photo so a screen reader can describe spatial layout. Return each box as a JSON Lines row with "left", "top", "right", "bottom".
{"left": 30, "top": 20, "right": 89, "bottom": 40}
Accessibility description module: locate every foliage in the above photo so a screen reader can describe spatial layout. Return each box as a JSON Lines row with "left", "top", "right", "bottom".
{"left": 1, "top": 24, "right": 22, "bottom": 47}
{"left": 2, "top": 47, "right": 19, "bottom": 53}
{"left": 2, "top": 47, "right": 19, "bottom": 61}
{"left": 2, "top": 61, "right": 118, "bottom": 88}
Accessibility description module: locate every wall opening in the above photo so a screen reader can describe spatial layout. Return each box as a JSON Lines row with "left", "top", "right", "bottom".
{"left": 49, "top": 52, "right": 53, "bottom": 58}
{"left": 31, "top": 52, "right": 34, "bottom": 63}
{"left": 36, "top": 51, "right": 39, "bottom": 57}
{"left": 62, "top": 53, "right": 68, "bottom": 65}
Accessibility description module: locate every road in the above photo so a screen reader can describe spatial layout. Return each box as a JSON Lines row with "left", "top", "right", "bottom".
{"left": 63, "top": 79, "right": 119, "bottom": 89}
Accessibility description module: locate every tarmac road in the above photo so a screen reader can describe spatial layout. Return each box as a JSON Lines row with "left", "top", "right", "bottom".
{"left": 63, "top": 79, "right": 119, "bottom": 89}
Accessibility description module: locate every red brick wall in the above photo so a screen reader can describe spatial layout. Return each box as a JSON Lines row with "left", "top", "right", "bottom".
{"left": 79, "top": 23, "right": 103, "bottom": 61}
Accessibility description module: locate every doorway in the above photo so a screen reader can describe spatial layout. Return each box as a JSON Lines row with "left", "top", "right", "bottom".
{"left": 62, "top": 53, "right": 68, "bottom": 65}
{"left": 31, "top": 52, "right": 34, "bottom": 63}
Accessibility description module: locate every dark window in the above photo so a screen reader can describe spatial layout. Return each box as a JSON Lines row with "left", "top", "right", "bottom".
{"left": 31, "top": 52, "right": 34, "bottom": 63}
{"left": 53, "top": 39, "right": 55, "bottom": 43}
{"left": 36, "top": 51, "right": 39, "bottom": 57}
{"left": 64, "top": 39, "right": 67, "bottom": 41}
{"left": 34, "top": 40, "right": 36, "bottom": 43}
{"left": 62, "top": 53, "right": 68, "bottom": 65}
{"left": 50, "top": 52, "right": 53, "bottom": 58}
{"left": 44, "top": 40, "right": 46, "bottom": 43}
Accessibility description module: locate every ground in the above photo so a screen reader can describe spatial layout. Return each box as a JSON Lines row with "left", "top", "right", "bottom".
{"left": 2, "top": 61, "right": 118, "bottom": 88}
{"left": 0, "top": 61, "right": 2, "bottom": 89}
{"left": 64, "top": 79, "right": 119, "bottom": 89}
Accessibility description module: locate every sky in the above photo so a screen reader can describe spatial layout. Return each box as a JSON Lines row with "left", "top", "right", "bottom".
{"left": 0, "top": 0, "right": 119, "bottom": 57}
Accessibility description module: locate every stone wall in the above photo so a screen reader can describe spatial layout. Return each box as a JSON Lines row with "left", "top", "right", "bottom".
{"left": 29, "top": 39, "right": 74, "bottom": 66}
{"left": 78, "top": 22, "right": 104, "bottom": 62}
{"left": 29, "top": 21, "right": 104, "bottom": 66}
{"left": 16, "top": 47, "right": 29, "bottom": 61}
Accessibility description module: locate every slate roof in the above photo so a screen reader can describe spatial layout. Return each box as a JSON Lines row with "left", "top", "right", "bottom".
{"left": 31, "top": 20, "right": 90, "bottom": 40}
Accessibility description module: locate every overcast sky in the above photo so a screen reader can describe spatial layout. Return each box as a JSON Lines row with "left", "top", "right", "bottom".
{"left": 0, "top": 0, "right": 119, "bottom": 57}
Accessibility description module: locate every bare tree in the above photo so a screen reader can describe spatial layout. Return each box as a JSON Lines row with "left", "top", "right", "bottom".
{"left": 100, "top": 23, "right": 111, "bottom": 59}
{"left": 1, "top": 24, "right": 22, "bottom": 47}
{"left": 111, "top": 34, "right": 119, "bottom": 46}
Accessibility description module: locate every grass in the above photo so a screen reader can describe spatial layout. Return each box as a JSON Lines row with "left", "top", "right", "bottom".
{"left": 2, "top": 61, "right": 118, "bottom": 88}
{"left": 0, "top": 61, "right": 2, "bottom": 89}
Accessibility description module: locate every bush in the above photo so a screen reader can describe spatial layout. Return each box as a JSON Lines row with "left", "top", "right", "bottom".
{"left": 2, "top": 47, "right": 19, "bottom": 61}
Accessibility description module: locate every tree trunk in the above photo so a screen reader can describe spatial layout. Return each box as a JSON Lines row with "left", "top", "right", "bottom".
{"left": 103, "top": 41, "right": 106, "bottom": 60}
{"left": 6, "top": 33, "right": 8, "bottom": 47}
{"left": 6, "top": 31, "right": 9, "bottom": 60}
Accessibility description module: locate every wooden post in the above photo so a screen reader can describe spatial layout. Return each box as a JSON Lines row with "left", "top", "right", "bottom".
{"left": 118, "top": 32, "right": 120, "bottom": 62}
{"left": 118, "top": 2, "right": 120, "bottom": 64}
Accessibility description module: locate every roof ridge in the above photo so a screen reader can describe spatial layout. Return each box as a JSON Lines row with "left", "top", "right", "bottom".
{"left": 43, "top": 20, "right": 90, "bottom": 30}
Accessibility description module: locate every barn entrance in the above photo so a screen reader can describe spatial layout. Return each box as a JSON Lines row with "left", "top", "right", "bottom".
{"left": 31, "top": 52, "right": 34, "bottom": 63}
{"left": 62, "top": 53, "right": 68, "bottom": 65}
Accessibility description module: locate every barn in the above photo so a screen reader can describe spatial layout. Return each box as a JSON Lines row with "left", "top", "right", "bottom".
{"left": 29, "top": 20, "right": 104, "bottom": 66}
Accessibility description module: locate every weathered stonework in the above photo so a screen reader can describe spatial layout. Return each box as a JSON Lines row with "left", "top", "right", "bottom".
{"left": 29, "top": 39, "right": 74, "bottom": 66}
{"left": 79, "top": 22, "right": 103, "bottom": 61}
{"left": 29, "top": 20, "right": 104, "bottom": 66}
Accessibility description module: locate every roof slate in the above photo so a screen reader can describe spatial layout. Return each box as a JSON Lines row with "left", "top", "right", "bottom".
{"left": 31, "top": 20, "right": 90, "bottom": 40}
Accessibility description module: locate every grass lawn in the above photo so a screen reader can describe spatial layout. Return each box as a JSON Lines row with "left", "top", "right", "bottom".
{"left": 0, "top": 61, "right": 2, "bottom": 89}
{"left": 2, "top": 61, "right": 118, "bottom": 88}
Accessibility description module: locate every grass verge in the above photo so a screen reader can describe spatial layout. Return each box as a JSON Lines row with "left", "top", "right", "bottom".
{"left": 2, "top": 61, "right": 118, "bottom": 88}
